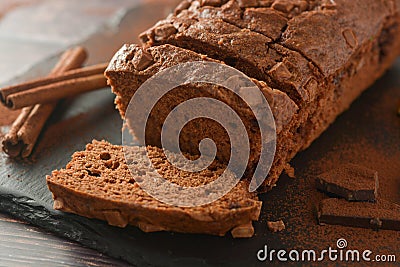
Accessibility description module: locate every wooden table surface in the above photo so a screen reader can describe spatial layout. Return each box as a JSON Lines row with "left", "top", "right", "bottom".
{"left": 0, "top": 1, "right": 180, "bottom": 266}
{"left": 0, "top": 213, "right": 130, "bottom": 266}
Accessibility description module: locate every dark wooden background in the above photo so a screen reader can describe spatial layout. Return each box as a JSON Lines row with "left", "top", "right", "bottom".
{"left": 0, "top": 213, "right": 130, "bottom": 266}
{"left": 0, "top": 1, "right": 180, "bottom": 266}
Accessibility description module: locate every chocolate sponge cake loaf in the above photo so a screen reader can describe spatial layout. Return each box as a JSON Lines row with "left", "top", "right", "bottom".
{"left": 106, "top": 0, "right": 400, "bottom": 191}
{"left": 47, "top": 140, "right": 262, "bottom": 237}
{"left": 105, "top": 44, "right": 299, "bottom": 189}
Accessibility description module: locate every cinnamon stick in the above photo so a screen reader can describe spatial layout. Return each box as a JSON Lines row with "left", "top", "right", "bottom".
{"left": 0, "top": 63, "right": 108, "bottom": 106}
{"left": 2, "top": 107, "right": 33, "bottom": 157}
{"left": 7, "top": 74, "right": 107, "bottom": 109}
{"left": 2, "top": 47, "right": 87, "bottom": 158}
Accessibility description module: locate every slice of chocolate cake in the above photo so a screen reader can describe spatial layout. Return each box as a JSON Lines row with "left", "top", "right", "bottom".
{"left": 46, "top": 140, "right": 262, "bottom": 237}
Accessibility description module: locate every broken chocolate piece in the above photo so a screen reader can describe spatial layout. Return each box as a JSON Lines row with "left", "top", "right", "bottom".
{"left": 269, "top": 62, "right": 293, "bottom": 80}
{"left": 154, "top": 24, "right": 177, "bottom": 42}
{"left": 257, "top": 0, "right": 273, "bottom": 6}
{"left": 272, "top": 0, "right": 294, "bottom": 13}
{"left": 131, "top": 49, "right": 154, "bottom": 71}
{"left": 342, "top": 28, "right": 358, "bottom": 49}
{"left": 316, "top": 163, "right": 378, "bottom": 202}
{"left": 318, "top": 198, "right": 400, "bottom": 231}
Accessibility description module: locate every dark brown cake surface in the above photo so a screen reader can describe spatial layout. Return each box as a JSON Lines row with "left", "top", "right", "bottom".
{"left": 140, "top": 0, "right": 399, "bottom": 104}
{"left": 140, "top": 14, "right": 321, "bottom": 104}
{"left": 105, "top": 43, "right": 298, "bottom": 133}
{"left": 106, "top": 0, "right": 400, "bottom": 191}
{"left": 105, "top": 44, "right": 300, "bottom": 189}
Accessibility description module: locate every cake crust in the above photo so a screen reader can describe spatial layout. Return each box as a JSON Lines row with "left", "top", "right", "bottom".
{"left": 121, "top": 0, "right": 400, "bottom": 190}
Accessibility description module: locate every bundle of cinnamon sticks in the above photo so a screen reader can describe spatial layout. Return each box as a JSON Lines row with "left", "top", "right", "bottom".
{"left": 1, "top": 46, "right": 109, "bottom": 158}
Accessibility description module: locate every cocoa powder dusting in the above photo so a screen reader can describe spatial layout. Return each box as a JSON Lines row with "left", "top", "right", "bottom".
{"left": 259, "top": 77, "right": 400, "bottom": 261}
{"left": 295, "top": 140, "right": 398, "bottom": 255}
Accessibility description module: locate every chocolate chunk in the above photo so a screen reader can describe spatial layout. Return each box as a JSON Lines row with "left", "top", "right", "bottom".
{"left": 200, "top": 0, "right": 222, "bottom": 7}
{"left": 257, "top": 0, "right": 274, "bottom": 6}
{"left": 131, "top": 49, "right": 154, "bottom": 71}
{"left": 237, "top": 0, "right": 258, "bottom": 8}
{"left": 271, "top": 0, "right": 308, "bottom": 16}
{"left": 316, "top": 163, "right": 378, "bottom": 202}
{"left": 174, "top": 0, "right": 191, "bottom": 15}
{"left": 342, "top": 29, "right": 358, "bottom": 49}
{"left": 318, "top": 198, "right": 400, "bottom": 231}
{"left": 219, "top": 2, "right": 288, "bottom": 40}
{"left": 303, "top": 77, "right": 318, "bottom": 102}
{"left": 242, "top": 8, "right": 288, "bottom": 40}
{"left": 272, "top": 0, "right": 294, "bottom": 13}
{"left": 268, "top": 62, "right": 293, "bottom": 80}
{"left": 154, "top": 24, "right": 177, "bottom": 41}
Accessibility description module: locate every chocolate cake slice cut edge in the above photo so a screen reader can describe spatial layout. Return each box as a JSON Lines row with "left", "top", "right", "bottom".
{"left": 105, "top": 43, "right": 300, "bottom": 191}
{"left": 46, "top": 140, "right": 262, "bottom": 238}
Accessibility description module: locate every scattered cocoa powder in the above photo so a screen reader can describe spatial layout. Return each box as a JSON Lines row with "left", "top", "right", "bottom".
{"left": 318, "top": 163, "right": 378, "bottom": 192}
{"left": 318, "top": 198, "right": 400, "bottom": 230}
{"left": 278, "top": 139, "right": 400, "bottom": 258}
{"left": 258, "top": 79, "right": 400, "bottom": 261}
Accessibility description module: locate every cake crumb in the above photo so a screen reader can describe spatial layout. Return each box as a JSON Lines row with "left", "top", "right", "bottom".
{"left": 284, "top": 163, "right": 296, "bottom": 178}
{"left": 231, "top": 223, "right": 255, "bottom": 238}
{"left": 267, "top": 220, "right": 286, "bottom": 232}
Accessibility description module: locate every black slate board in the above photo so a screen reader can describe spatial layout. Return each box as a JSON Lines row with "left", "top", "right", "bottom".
{"left": 0, "top": 57, "right": 399, "bottom": 266}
